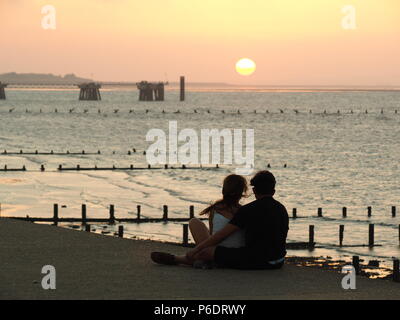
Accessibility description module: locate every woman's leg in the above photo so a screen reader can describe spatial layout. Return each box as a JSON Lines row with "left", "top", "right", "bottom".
{"left": 189, "top": 218, "right": 210, "bottom": 244}
{"left": 173, "top": 218, "right": 210, "bottom": 265}
{"left": 152, "top": 218, "right": 211, "bottom": 266}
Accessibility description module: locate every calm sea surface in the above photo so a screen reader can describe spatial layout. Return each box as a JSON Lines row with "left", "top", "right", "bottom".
{"left": 0, "top": 89, "right": 399, "bottom": 266}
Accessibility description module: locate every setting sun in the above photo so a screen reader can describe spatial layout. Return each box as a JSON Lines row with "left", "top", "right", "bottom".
{"left": 235, "top": 58, "right": 256, "bottom": 76}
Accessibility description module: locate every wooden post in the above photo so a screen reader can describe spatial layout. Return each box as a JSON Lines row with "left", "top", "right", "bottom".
{"left": 109, "top": 205, "right": 115, "bottom": 224}
{"left": 317, "top": 208, "right": 323, "bottom": 217}
{"left": 163, "top": 205, "right": 168, "bottom": 221}
{"left": 352, "top": 256, "right": 360, "bottom": 275}
{"left": 392, "top": 206, "right": 396, "bottom": 218}
{"left": 189, "top": 205, "right": 194, "bottom": 219}
{"left": 369, "top": 224, "right": 374, "bottom": 247}
{"left": 180, "top": 76, "right": 185, "bottom": 101}
{"left": 308, "top": 225, "right": 314, "bottom": 248}
{"left": 118, "top": 225, "right": 124, "bottom": 238}
{"left": 137, "top": 205, "right": 141, "bottom": 221}
{"left": 85, "top": 224, "right": 91, "bottom": 232}
{"left": 292, "top": 208, "right": 297, "bottom": 219}
{"left": 339, "top": 225, "right": 344, "bottom": 246}
{"left": 53, "top": 204, "right": 59, "bottom": 226}
{"left": 393, "top": 259, "right": 400, "bottom": 282}
{"left": 0, "top": 82, "right": 7, "bottom": 100}
{"left": 81, "top": 204, "right": 87, "bottom": 225}
{"left": 342, "top": 207, "right": 347, "bottom": 218}
{"left": 183, "top": 224, "right": 189, "bottom": 246}
{"left": 367, "top": 206, "right": 372, "bottom": 217}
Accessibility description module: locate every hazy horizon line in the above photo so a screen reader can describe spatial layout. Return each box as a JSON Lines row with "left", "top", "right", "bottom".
{"left": 1, "top": 72, "right": 400, "bottom": 89}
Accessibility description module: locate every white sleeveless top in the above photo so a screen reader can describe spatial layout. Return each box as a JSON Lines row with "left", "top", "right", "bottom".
{"left": 212, "top": 211, "right": 245, "bottom": 248}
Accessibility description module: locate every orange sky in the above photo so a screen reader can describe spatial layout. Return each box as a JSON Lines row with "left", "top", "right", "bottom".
{"left": 1, "top": 0, "right": 399, "bottom": 85}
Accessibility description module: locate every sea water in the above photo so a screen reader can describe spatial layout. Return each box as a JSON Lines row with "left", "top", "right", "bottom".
{"left": 0, "top": 88, "right": 399, "bottom": 266}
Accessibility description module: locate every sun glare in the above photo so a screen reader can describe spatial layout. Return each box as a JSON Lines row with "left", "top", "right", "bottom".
{"left": 235, "top": 58, "right": 256, "bottom": 76}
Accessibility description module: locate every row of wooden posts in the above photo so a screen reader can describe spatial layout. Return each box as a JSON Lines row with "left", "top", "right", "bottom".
{"left": 10, "top": 204, "right": 399, "bottom": 222}
{"left": 1, "top": 149, "right": 143, "bottom": 155}
{"left": 292, "top": 206, "right": 398, "bottom": 218}
{"left": 306, "top": 223, "right": 399, "bottom": 248}
{"left": 0, "top": 164, "right": 220, "bottom": 172}
{"left": 12, "top": 204, "right": 400, "bottom": 248}
{"left": 3, "top": 108, "right": 400, "bottom": 114}
{"left": 11, "top": 204, "right": 197, "bottom": 224}
{"left": 8, "top": 203, "right": 399, "bottom": 282}
{"left": 91, "top": 222, "right": 399, "bottom": 282}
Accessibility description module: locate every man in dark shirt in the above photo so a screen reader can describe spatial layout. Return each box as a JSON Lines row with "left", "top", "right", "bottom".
{"left": 186, "top": 170, "right": 289, "bottom": 269}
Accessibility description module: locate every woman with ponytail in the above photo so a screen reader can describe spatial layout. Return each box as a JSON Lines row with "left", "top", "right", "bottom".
{"left": 190, "top": 174, "right": 248, "bottom": 249}
{"left": 151, "top": 174, "right": 248, "bottom": 267}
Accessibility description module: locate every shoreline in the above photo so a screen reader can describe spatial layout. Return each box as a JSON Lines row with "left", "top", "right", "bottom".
{"left": 62, "top": 222, "right": 396, "bottom": 281}
{"left": 1, "top": 218, "right": 399, "bottom": 300}
{"left": 57, "top": 222, "right": 398, "bottom": 280}
{"left": 4, "top": 218, "right": 397, "bottom": 280}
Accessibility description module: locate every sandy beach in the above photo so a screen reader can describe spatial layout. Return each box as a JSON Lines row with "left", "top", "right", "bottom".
{"left": 1, "top": 218, "right": 399, "bottom": 300}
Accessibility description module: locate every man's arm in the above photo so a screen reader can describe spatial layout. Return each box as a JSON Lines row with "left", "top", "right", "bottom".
{"left": 186, "top": 223, "right": 239, "bottom": 259}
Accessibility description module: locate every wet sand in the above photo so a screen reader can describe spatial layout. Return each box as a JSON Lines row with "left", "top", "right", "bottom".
{"left": 1, "top": 218, "right": 399, "bottom": 300}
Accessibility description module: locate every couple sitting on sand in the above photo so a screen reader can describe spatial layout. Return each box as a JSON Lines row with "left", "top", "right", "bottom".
{"left": 151, "top": 170, "right": 289, "bottom": 270}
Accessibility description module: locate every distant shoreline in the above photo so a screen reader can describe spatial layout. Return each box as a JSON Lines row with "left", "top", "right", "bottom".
{"left": 1, "top": 73, "right": 399, "bottom": 91}
{"left": 5, "top": 85, "right": 400, "bottom": 93}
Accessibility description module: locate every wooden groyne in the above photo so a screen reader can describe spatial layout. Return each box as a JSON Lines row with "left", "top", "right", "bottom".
{"left": 0, "top": 82, "right": 7, "bottom": 100}
{"left": 10, "top": 204, "right": 204, "bottom": 225}
{"left": 5, "top": 204, "right": 399, "bottom": 248}
{"left": 291, "top": 206, "right": 397, "bottom": 219}
{"left": 0, "top": 165, "right": 26, "bottom": 172}
{"left": 3, "top": 203, "right": 400, "bottom": 281}
{"left": 305, "top": 222, "right": 397, "bottom": 249}
{"left": 1, "top": 108, "right": 400, "bottom": 115}
{"left": 57, "top": 164, "right": 219, "bottom": 171}
{"left": 180, "top": 76, "right": 185, "bottom": 101}
{"left": 1, "top": 150, "right": 102, "bottom": 156}
{"left": 0, "top": 149, "right": 147, "bottom": 156}
{"left": 0, "top": 164, "right": 221, "bottom": 172}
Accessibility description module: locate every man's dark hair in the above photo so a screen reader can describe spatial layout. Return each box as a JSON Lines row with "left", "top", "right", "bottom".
{"left": 250, "top": 170, "right": 276, "bottom": 195}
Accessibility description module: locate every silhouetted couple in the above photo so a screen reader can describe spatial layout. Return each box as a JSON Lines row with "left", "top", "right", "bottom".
{"left": 151, "top": 170, "right": 289, "bottom": 270}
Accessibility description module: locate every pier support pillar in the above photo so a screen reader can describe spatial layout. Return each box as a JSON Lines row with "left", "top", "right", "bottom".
{"left": 78, "top": 83, "right": 101, "bottom": 101}
{"left": 0, "top": 82, "right": 8, "bottom": 100}
{"left": 137, "top": 81, "right": 166, "bottom": 101}
{"left": 180, "top": 76, "right": 185, "bottom": 101}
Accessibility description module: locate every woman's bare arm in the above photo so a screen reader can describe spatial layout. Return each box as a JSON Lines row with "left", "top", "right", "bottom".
{"left": 208, "top": 211, "right": 214, "bottom": 234}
